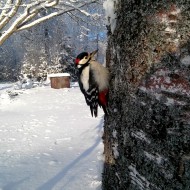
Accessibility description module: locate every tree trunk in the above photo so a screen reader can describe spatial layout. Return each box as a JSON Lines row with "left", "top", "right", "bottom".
{"left": 103, "top": 1, "right": 190, "bottom": 189}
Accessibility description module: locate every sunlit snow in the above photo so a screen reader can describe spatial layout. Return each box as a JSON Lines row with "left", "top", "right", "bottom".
{"left": 0, "top": 83, "right": 104, "bottom": 190}
{"left": 103, "top": 0, "right": 118, "bottom": 33}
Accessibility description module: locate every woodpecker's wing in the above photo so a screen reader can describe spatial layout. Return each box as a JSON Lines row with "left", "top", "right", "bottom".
{"left": 88, "top": 65, "right": 101, "bottom": 117}
{"left": 86, "top": 86, "right": 99, "bottom": 117}
{"left": 78, "top": 70, "right": 99, "bottom": 117}
{"left": 86, "top": 65, "right": 100, "bottom": 117}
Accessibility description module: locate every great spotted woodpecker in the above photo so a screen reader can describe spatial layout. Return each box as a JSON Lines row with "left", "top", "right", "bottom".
{"left": 75, "top": 50, "right": 110, "bottom": 117}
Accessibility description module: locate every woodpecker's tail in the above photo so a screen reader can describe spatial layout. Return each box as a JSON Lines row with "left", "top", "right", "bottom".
{"left": 90, "top": 104, "right": 98, "bottom": 117}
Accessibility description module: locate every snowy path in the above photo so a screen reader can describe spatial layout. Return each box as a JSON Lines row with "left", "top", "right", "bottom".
{"left": 0, "top": 84, "right": 104, "bottom": 190}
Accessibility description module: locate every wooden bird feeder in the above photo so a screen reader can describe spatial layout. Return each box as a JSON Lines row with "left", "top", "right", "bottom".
{"left": 48, "top": 73, "right": 70, "bottom": 89}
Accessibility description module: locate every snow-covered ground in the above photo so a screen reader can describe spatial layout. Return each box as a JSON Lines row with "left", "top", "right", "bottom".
{"left": 0, "top": 83, "right": 104, "bottom": 190}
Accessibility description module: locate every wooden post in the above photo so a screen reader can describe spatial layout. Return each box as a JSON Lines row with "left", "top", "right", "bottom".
{"left": 48, "top": 73, "right": 70, "bottom": 89}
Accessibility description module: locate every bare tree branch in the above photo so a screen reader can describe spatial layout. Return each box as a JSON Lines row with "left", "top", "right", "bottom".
{"left": 0, "top": 0, "right": 12, "bottom": 22}
{"left": 17, "top": 0, "right": 97, "bottom": 31}
{"left": 0, "top": 0, "right": 98, "bottom": 45}
{"left": 0, "top": 0, "right": 60, "bottom": 45}
{"left": 0, "top": 7, "right": 31, "bottom": 45}
{"left": 17, "top": 0, "right": 59, "bottom": 29}
{"left": 67, "top": 12, "right": 89, "bottom": 24}
{"left": 0, "top": 0, "right": 22, "bottom": 30}
{"left": 59, "top": 2, "right": 90, "bottom": 16}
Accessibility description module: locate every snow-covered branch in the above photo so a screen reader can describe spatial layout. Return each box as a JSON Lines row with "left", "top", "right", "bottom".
{"left": 0, "top": 0, "right": 22, "bottom": 30}
{"left": 0, "top": 0, "right": 98, "bottom": 45}
{"left": 17, "top": 0, "right": 97, "bottom": 31}
{"left": 0, "top": 0, "right": 12, "bottom": 22}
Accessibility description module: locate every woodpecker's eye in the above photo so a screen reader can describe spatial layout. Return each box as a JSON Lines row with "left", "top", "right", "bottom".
{"left": 84, "top": 56, "right": 87, "bottom": 59}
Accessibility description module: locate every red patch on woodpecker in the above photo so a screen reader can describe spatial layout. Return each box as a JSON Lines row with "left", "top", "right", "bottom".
{"left": 75, "top": 58, "right": 80, "bottom": 65}
{"left": 98, "top": 89, "right": 108, "bottom": 107}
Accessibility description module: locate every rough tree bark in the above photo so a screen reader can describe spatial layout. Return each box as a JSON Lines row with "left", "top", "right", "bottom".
{"left": 103, "top": 1, "right": 190, "bottom": 190}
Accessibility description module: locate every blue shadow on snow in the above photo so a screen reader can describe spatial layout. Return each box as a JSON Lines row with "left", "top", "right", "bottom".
{"left": 37, "top": 118, "right": 103, "bottom": 190}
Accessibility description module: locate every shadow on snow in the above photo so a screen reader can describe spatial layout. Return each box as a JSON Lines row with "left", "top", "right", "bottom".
{"left": 37, "top": 118, "right": 104, "bottom": 190}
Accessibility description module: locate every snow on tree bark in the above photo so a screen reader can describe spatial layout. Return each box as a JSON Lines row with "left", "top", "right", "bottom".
{"left": 103, "top": 1, "right": 190, "bottom": 190}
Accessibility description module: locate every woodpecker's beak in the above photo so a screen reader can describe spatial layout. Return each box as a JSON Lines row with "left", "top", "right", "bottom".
{"left": 90, "top": 49, "right": 98, "bottom": 58}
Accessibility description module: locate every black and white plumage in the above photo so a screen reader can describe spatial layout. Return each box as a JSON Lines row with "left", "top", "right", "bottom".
{"left": 75, "top": 50, "right": 110, "bottom": 117}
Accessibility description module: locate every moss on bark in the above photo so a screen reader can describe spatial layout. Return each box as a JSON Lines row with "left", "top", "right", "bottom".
{"left": 103, "top": 1, "right": 190, "bottom": 189}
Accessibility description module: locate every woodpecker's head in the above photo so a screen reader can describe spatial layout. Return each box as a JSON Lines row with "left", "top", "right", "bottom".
{"left": 75, "top": 50, "right": 98, "bottom": 68}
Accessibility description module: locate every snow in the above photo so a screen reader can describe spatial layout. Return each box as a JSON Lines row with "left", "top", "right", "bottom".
{"left": 112, "top": 129, "right": 117, "bottom": 138}
{"left": 131, "top": 130, "right": 151, "bottom": 144}
{"left": 181, "top": 55, "right": 190, "bottom": 66}
{"left": 112, "top": 142, "right": 119, "bottom": 159}
{"left": 164, "top": 27, "right": 176, "bottom": 34}
{"left": 0, "top": 83, "right": 104, "bottom": 190}
{"left": 128, "top": 164, "right": 151, "bottom": 190}
{"left": 48, "top": 73, "right": 71, "bottom": 77}
{"left": 103, "top": 0, "right": 118, "bottom": 33}
{"left": 112, "top": 130, "right": 119, "bottom": 159}
{"left": 144, "top": 151, "right": 165, "bottom": 165}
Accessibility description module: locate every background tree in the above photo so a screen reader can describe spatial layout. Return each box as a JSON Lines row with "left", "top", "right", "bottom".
{"left": 0, "top": 0, "right": 106, "bottom": 82}
{"left": 0, "top": 0, "right": 98, "bottom": 45}
{"left": 103, "top": 0, "right": 190, "bottom": 189}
